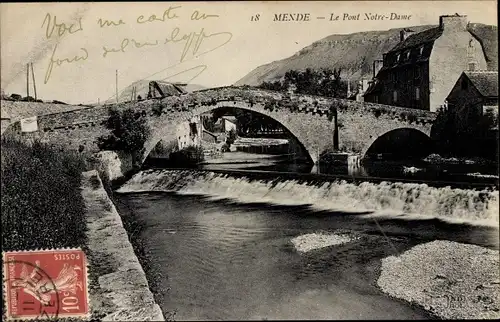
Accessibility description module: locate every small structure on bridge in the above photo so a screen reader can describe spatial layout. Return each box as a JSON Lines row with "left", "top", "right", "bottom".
{"left": 148, "top": 81, "right": 187, "bottom": 99}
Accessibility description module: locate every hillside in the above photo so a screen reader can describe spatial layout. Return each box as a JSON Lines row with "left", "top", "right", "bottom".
{"left": 235, "top": 23, "right": 498, "bottom": 86}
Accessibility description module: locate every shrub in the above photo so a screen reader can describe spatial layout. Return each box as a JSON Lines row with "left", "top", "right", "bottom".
{"left": 221, "top": 143, "right": 230, "bottom": 152}
{"left": 1, "top": 137, "right": 87, "bottom": 251}
{"left": 226, "top": 128, "right": 237, "bottom": 146}
{"left": 169, "top": 145, "right": 204, "bottom": 165}
{"left": 97, "top": 107, "right": 151, "bottom": 156}
{"left": 264, "top": 101, "right": 275, "bottom": 111}
{"left": 152, "top": 104, "right": 165, "bottom": 116}
{"left": 407, "top": 114, "right": 417, "bottom": 123}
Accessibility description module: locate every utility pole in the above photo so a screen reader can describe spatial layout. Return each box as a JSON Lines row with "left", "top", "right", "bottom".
{"left": 115, "top": 70, "right": 118, "bottom": 104}
{"left": 30, "top": 63, "right": 37, "bottom": 100}
{"left": 26, "top": 64, "right": 30, "bottom": 99}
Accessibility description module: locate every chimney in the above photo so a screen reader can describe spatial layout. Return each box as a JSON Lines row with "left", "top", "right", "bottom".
{"left": 400, "top": 28, "right": 415, "bottom": 42}
{"left": 439, "top": 14, "right": 468, "bottom": 32}
{"left": 373, "top": 59, "right": 383, "bottom": 79}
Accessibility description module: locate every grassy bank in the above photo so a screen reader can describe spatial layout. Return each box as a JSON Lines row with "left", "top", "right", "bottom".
{"left": 1, "top": 137, "right": 87, "bottom": 250}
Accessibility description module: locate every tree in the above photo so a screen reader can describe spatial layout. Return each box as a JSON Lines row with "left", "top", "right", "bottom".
{"left": 96, "top": 107, "right": 151, "bottom": 156}
{"left": 259, "top": 68, "right": 346, "bottom": 98}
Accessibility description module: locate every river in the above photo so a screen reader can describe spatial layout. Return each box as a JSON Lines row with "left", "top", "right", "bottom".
{"left": 114, "top": 167, "right": 499, "bottom": 320}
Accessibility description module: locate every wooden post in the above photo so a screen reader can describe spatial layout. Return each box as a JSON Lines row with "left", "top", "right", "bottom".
{"left": 30, "top": 63, "right": 37, "bottom": 100}
{"left": 26, "top": 64, "right": 30, "bottom": 98}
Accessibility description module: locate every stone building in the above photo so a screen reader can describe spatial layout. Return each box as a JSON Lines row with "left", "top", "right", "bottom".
{"left": 176, "top": 115, "right": 203, "bottom": 150}
{"left": 221, "top": 115, "right": 237, "bottom": 132}
{"left": 446, "top": 71, "right": 498, "bottom": 133}
{"left": 364, "top": 14, "right": 488, "bottom": 112}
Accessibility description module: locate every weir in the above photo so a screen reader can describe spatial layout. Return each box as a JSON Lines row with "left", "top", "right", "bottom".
{"left": 117, "top": 169, "right": 499, "bottom": 227}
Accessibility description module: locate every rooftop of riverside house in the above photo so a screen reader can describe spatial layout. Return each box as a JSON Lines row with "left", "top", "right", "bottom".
{"left": 464, "top": 71, "right": 499, "bottom": 98}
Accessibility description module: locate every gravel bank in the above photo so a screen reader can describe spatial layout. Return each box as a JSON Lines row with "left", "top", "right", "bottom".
{"left": 377, "top": 240, "right": 500, "bottom": 319}
{"left": 291, "top": 232, "right": 360, "bottom": 253}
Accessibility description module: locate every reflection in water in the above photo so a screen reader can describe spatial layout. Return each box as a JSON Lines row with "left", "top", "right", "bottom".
{"left": 193, "top": 151, "right": 499, "bottom": 185}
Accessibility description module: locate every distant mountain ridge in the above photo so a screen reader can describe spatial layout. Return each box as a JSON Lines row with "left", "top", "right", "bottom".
{"left": 235, "top": 23, "right": 498, "bottom": 86}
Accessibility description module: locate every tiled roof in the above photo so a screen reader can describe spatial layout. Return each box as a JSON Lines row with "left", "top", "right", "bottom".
{"left": 389, "top": 27, "right": 442, "bottom": 52}
{"left": 465, "top": 71, "right": 498, "bottom": 97}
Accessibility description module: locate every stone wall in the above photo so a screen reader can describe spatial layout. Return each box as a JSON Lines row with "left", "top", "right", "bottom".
{"left": 4, "top": 86, "right": 436, "bottom": 164}
{"left": 82, "top": 170, "right": 164, "bottom": 321}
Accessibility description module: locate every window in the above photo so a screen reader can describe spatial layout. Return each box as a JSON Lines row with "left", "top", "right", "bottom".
{"left": 468, "top": 62, "right": 476, "bottom": 71}
{"left": 406, "top": 51, "right": 411, "bottom": 60}
{"left": 396, "top": 53, "right": 401, "bottom": 62}
{"left": 415, "top": 87, "right": 420, "bottom": 100}
{"left": 415, "top": 67, "right": 421, "bottom": 79}
{"left": 419, "top": 46, "right": 424, "bottom": 56}
{"left": 393, "top": 90, "right": 398, "bottom": 103}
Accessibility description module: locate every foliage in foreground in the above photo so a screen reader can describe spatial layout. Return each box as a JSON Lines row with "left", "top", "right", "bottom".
{"left": 1, "top": 137, "right": 87, "bottom": 250}
{"left": 97, "top": 107, "right": 151, "bottom": 156}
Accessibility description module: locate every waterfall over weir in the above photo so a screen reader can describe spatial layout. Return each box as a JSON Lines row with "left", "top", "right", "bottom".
{"left": 117, "top": 169, "right": 499, "bottom": 227}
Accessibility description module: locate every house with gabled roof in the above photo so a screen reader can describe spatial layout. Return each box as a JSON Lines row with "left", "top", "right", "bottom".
{"left": 364, "top": 14, "right": 489, "bottom": 112}
{"left": 446, "top": 70, "right": 498, "bottom": 133}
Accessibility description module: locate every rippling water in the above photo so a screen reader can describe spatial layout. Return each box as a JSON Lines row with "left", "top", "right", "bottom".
{"left": 118, "top": 169, "right": 499, "bottom": 226}
{"left": 114, "top": 169, "right": 499, "bottom": 320}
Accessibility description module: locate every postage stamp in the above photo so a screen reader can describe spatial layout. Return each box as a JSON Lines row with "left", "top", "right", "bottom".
{"left": 2, "top": 249, "right": 89, "bottom": 320}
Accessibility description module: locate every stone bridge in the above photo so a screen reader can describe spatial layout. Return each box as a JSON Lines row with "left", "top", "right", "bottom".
{"left": 3, "top": 86, "right": 437, "bottom": 164}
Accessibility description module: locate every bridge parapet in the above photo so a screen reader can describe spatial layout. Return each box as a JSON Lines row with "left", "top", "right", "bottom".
{"left": 35, "top": 86, "right": 436, "bottom": 131}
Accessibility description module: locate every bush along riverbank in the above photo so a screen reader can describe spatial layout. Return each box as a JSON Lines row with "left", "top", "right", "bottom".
{"left": 1, "top": 137, "right": 164, "bottom": 321}
{"left": 1, "top": 136, "right": 87, "bottom": 251}
{"left": 1, "top": 137, "right": 89, "bottom": 321}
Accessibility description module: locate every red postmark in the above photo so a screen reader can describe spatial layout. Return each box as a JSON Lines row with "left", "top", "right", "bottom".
{"left": 3, "top": 249, "right": 89, "bottom": 320}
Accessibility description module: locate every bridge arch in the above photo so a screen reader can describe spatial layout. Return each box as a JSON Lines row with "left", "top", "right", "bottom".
{"left": 141, "top": 100, "right": 319, "bottom": 164}
{"left": 361, "top": 128, "right": 434, "bottom": 160}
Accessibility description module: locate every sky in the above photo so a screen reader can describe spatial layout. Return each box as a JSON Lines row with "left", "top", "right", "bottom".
{"left": 1, "top": 1, "right": 497, "bottom": 104}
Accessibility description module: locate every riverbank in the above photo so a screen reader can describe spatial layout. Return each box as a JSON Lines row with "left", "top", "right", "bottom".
{"left": 287, "top": 231, "right": 499, "bottom": 319}
{"left": 82, "top": 170, "right": 164, "bottom": 320}
{"left": 378, "top": 240, "right": 500, "bottom": 319}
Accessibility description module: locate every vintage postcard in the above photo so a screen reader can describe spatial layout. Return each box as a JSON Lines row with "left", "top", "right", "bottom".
{"left": 1, "top": 1, "right": 498, "bottom": 321}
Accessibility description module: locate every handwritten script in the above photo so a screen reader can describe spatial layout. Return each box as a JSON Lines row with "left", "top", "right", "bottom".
{"left": 42, "top": 5, "right": 232, "bottom": 85}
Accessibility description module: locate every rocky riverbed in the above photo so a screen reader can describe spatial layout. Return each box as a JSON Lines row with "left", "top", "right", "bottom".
{"left": 291, "top": 232, "right": 360, "bottom": 253}
{"left": 377, "top": 240, "right": 500, "bottom": 319}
